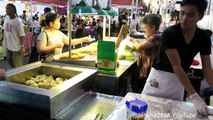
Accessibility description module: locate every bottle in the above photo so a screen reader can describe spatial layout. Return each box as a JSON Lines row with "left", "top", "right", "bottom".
{"left": 126, "top": 98, "right": 148, "bottom": 120}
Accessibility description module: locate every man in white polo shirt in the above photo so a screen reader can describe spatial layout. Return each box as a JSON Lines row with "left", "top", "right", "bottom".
{"left": 3, "top": 3, "right": 25, "bottom": 68}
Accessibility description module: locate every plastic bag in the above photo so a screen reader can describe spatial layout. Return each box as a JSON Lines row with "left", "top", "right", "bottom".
{"left": 118, "top": 38, "right": 136, "bottom": 60}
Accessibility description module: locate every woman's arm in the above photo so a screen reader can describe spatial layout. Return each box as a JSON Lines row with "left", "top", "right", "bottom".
{"left": 37, "top": 32, "right": 64, "bottom": 54}
{"left": 63, "top": 36, "right": 91, "bottom": 46}
{"left": 37, "top": 40, "right": 63, "bottom": 54}
{"left": 135, "top": 40, "right": 155, "bottom": 52}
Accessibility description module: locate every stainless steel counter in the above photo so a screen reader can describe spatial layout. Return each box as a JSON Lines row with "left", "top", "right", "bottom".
{"left": 54, "top": 91, "right": 123, "bottom": 120}
{"left": 107, "top": 92, "right": 213, "bottom": 120}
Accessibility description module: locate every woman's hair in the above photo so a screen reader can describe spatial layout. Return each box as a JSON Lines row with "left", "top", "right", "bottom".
{"left": 180, "top": 0, "right": 207, "bottom": 15}
{"left": 6, "top": 3, "right": 18, "bottom": 16}
{"left": 45, "top": 13, "right": 60, "bottom": 26}
{"left": 141, "top": 14, "right": 162, "bottom": 30}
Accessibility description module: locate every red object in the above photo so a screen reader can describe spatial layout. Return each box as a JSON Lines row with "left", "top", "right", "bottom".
{"left": 112, "top": 0, "right": 132, "bottom": 5}
{"left": 192, "top": 60, "right": 200, "bottom": 65}
{"left": 24, "top": 32, "right": 33, "bottom": 53}
{"left": 37, "top": 0, "right": 66, "bottom": 5}
{"left": 112, "top": 0, "right": 144, "bottom": 8}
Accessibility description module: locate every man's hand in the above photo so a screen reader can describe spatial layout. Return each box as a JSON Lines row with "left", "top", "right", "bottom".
{"left": 190, "top": 93, "right": 208, "bottom": 116}
{"left": 0, "top": 69, "right": 6, "bottom": 80}
{"left": 20, "top": 46, "right": 26, "bottom": 54}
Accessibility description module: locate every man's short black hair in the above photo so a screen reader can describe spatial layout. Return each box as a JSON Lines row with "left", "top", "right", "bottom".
{"left": 44, "top": 7, "right": 51, "bottom": 14}
{"left": 180, "top": 0, "right": 208, "bottom": 14}
{"left": 7, "top": 3, "right": 17, "bottom": 14}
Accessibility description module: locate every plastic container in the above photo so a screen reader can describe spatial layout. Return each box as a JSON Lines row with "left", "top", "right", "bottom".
{"left": 125, "top": 98, "right": 148, "bottom": 120}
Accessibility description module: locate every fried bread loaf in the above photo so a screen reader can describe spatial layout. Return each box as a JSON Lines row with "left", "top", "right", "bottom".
{"left": 25, "top": 74, "right": 65, "bottom": 89}
{"left": 59, "top": 50, "right": 85, "bottom": 60}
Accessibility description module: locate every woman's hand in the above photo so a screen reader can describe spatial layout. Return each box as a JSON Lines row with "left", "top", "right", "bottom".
{"left": 134, "top": 43, "right": 140, "bottom": 52}
{"left": 129, "top": 37, "right": 135, "bottom": 42}
{"left": 54, "top": 43, "right": 64, "bottom": 48}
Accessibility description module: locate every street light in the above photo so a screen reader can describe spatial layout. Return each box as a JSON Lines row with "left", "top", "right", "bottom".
{"left": 93, "top": 2, "right": 109, "bottom": 16}
{"left": 103, "top": 6, "right": 118, "bottom": 16}
{"left": 71, "top": 0, "right": 98, "bottom": 15}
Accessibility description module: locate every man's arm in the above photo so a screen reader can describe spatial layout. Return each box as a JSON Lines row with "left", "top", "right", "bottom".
{"left": 19, "top": 36, "right": 26, "bottom": 54}
{"left": 201, "top": 55, "right": 213, "bottom": 86}
{"left": 165, "top": 49, "right": 197, "bottom": 95}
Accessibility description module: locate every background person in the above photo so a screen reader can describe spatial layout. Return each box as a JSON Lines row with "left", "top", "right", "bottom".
{"left": 142, "top": 0, "right": 213, "bottom": 117}
{"left": 21, "top": 10, "right": 26, "bottom": 22}
{"left": 3, "top": 4, "right": 25, "bottom": 68}
{"left": 118, "top": 11, "right": 128, "bottom": 32}
{"left": 39, "top": 7, "right": 51, "bottom": 28}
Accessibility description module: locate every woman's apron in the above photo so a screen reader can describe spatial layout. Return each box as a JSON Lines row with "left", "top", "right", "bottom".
{"left": 142, "top": 67, "right": 184, "bottom": 101}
